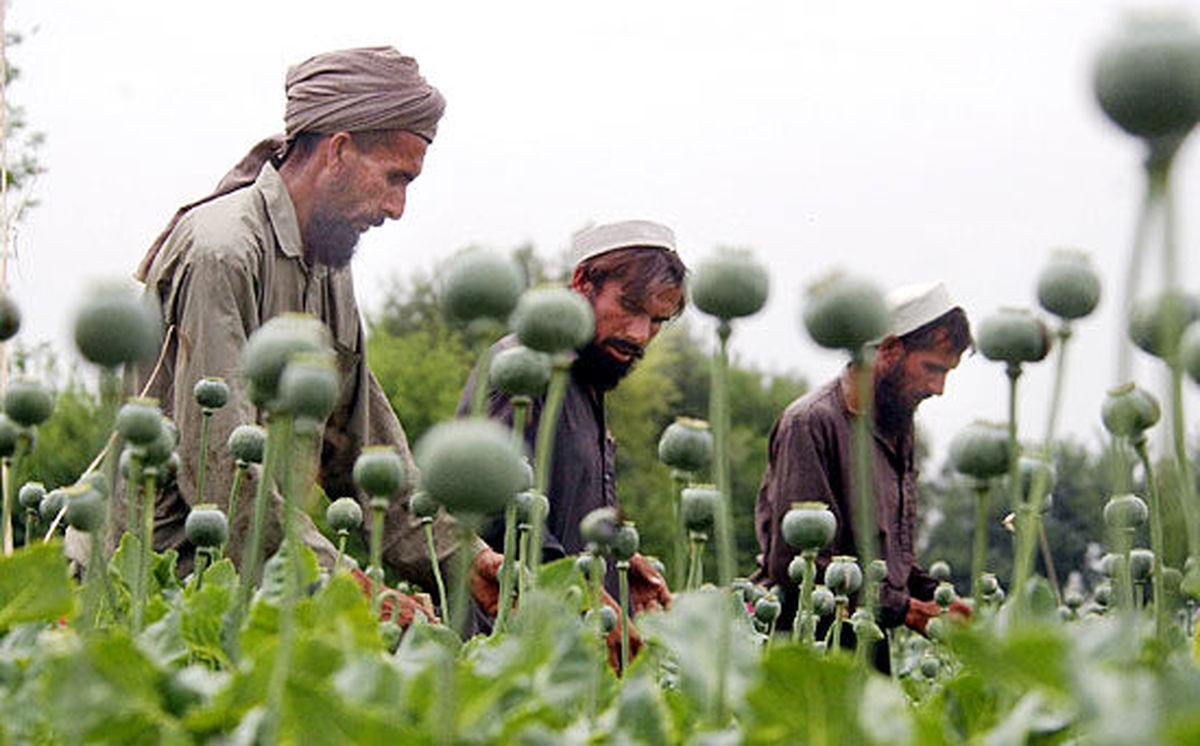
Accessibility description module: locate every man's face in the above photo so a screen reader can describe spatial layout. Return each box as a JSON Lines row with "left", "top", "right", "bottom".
{"left": 571, "top": 272, "right": 682, "bottom": 390}
{"left": 307, "top": 131, "right": 427, "bottom": 267}
{"left": 875, "top": 335, "right": 962, "bottom": 429}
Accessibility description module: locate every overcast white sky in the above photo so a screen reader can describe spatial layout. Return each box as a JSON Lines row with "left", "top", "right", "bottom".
{"left": 7, "top": 0, "right": 1200, "bottom": 469}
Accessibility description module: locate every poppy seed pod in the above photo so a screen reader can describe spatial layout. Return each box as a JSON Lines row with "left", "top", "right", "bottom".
{"left": 920, "top": 655, "right": 941, "bottom": 679}
{"left": 408, "top": 490, "right": 439, "bottom": 520}
{"left": 787, "top": 556, "right": 807, "bottom": 584}
{"left": 948, "top": 421, "right": 1010, "bottom": 480}
{"left": 4, "top": 379, "right": 53, "bottom": 428}
{"left": 811, "top": 586, "right": 836, "bottom": 616}
{"left": 851, "top": 608, "right": 883, "bottom": 642}
{"left": 39, "top": 488, "right": 67, "bottom": 524}
{"left": 352, "top": 446, "right": 407, "bottom": 500}
{"left": 193, "top": 377, "right": 230, "bottom": 411}
{"left": 1102, "top": 383, "right": 1161, "bottom": 438}
{"left": 73, "top": 281, "right": 163, "bottom": 368}
{"left": 934, "top": 582, "right": 956, "bottom": 607}
{"left": 415, "top": 418, "right": 526, "bottom": 516}
{"left": 824, "top": 556, "right": 863, "bottom": 596}
{"left": 1180, "top": 320, "right": 1200, "bottom": 384}
{"left": 580, "top": 506, "right": 621, "bottom": 549}
{"left": 439, "top": 248, "right": 524, "bottom": 323}
{"left": 780, "top": 502, "right": 837, "bottom": 552}
{"left": 589, "top": 605, "right": 618, "bottom": 635}
{"left": 185, "top": 504, "right": 228, "bottom": 548}
{"left": 488, "top": 345, "right": 552, "bottom": 398}
{"left": 139, "top": 421, "right": 176, "bottom": 467}
{"left": 515, "top": 491, "right": 549, "bottom": 525}
{"left": 1104, "top": 493, "right": 1149, "bottom": 530}
{"left": 17, "top": 481, "right": 44, "bottom": 511}
{"left": 65, "top": 484, "right": 105, "bottom": 533}
{"left": 278, "top": 351, "right": 339, "bottom": 423}
{"left": 0, "top": 293, "right": 20, "bottom": 341}
{"left": 867, "top": 559, "right": 888, "bottom": 584}
{"left": 754, "top": 595, "right": 781, "bottom": 624}
{"left": 977, "top": 308, "right": 1051, "bottom": 366}
{"left": 657, "top": 417, "right": 713, "bottom": 473}
{"left": 116, "top": 397, "right": 164, "bottom": 447}
{"left": 227, "top": 424, "right": 266, "bottom": 465}
{"left": 681, "top": 485, "right": 718, "bottom": 532}
{"left": 1094, "top": 13, "right": 1200, "bottom": 141}
{"left": 326, "top": 496, "right": 364, "bottom": 532}
{"left": 512, "top": 287, "right": 594, "bottom": 354}
{"left": 802, "top": 273, "right": 889, "bottom": 352}
{"left": 241, "top": 314, "right": 330, "bottom": 409}
{"left": 929, "top": 560, "right": 951, "bottom": 583}
{"left": 688, "top": 248, "right": 769, "bottom": 321}
{"left": 1129, "top": 290, "right": 1200, "bottom": 360}
{"left": 1036, "top": 249, "right": 1102, "bottom": 321}
{"left": 612, "top": 522, "right": 640, "bottom": 562}
{"left": 1129, "top": 548, "right": 1155, "bottom": 583}
{"left": 980, "top": 573, "right": 1000, "bottom": 596}
{"left": 0, "top": 414, "right": 21, "bottom": 459}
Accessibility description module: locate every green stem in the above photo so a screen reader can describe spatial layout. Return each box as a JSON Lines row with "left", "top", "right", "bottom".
{"left": 192, "top": 548, "right": 210, "bottom": 592}
{"left": 369, "top": 501, "right": 386, "bottom": 618}
{"left": 134, "top": 468, "right": 156, "bottom": 633}
{"left": 517, "top": 525, "right": 530, "bottom": 600}
{"left": 334, "top": 532, "right": 347, "bottom": 573}
{"left": 671, "top": 470, "right": 689, "bottom": 590}
{"left": 1119, "top": 528, "right": 1135, "bottom": 613}
{"left": 1135, "top": 438, "right": 1168, "bottom": 643}
{"left": 231, "top": 415, "right": 284, "bottom": 640}
{"left": 832, "top": 600, "right": 846, "bottom": 653}
{"left": 226, "top": 463, "right": 246, "bottom": 548}
{"left": 1170, "top": 363, "right": 1199, "bottom": 558}
{"left": 494, "top": 398, "right": 528, "bottom": 633}
{"left": 794, "top": 551, "right": 816, "bottom": 645}
{"left": 531, "top": 356, "right": 571, "bottom": 579}
{"left": 972, "top": 482, "right": 989, "bottom": 602}
{"left": 196, "top": 412, "right": 212, "bottom": 503}
{"left": 618, "top": 560, "right": 630, "bottom": 675}
{"left": 450, "top": 521, "right": 474, "bottom": 638}
{"left": 470, "top": 342, "right": 497, "bottom": 417}
{"left": 1117, "top": 166, "right": 1159, "bottom": 384}
{"left": 1, "top": 457, "right": 11, "bottom": 557}
{"left": 423, "top": 519, "right": 450, "bottom": 629}
{"left": 851, "top": 352, "right": 877, "bottom": 570}
{"left": 1005, "top": 365, "right": 1030, "bottom": 623}
{"left": 710, "top": 320, "right": 734, "bottom": 727}
{"left": 83, "top": 523, "right": 107, "bottom": 629}
{"left": 22, "top": 509, "right": 33, "bottom": 549}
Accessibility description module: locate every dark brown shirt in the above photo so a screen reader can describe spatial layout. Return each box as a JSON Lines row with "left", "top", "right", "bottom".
{"left": 753, "top": 376, "right": 937, "bottom": 628}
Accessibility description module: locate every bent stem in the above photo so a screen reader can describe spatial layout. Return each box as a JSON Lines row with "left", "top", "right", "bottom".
{"left": 531, "top": 355, "right": 571, "bottom": 579}
{"left": 423, "top": 518, "right": 450, "bottom": 628}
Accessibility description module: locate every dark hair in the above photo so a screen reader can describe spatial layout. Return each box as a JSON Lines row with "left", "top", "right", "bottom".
{"left": 577, "top": 247, "right": 688, "bottom": 317}
{"left": 281, "top": 130, "right": 399, "bottom": 165}
{"left": 899, "top": 307, "right": 972, "bottom": 355}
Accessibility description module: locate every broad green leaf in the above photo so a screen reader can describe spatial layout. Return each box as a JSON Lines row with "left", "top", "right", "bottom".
{"left": 744, "top": 645, "right": 867, "bottom": 745}
{"left": 0, "top": 542, "right": 73, "bottom": 629}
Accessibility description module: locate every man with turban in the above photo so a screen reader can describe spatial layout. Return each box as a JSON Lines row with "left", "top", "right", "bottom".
{"left": 131, "top": 47, "right": 500, "bottom": 624}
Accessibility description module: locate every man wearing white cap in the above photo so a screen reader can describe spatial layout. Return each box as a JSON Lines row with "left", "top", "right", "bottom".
{"left": 459, "top": 219, "right": 684, "bottom": 653}
{"left": 752, "top": 281, "right": 972, "bottom": 664}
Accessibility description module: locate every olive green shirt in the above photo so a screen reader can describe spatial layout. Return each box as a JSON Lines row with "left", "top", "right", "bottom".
{"left": 136, "top": 162, "right": 459, "bottom": 587}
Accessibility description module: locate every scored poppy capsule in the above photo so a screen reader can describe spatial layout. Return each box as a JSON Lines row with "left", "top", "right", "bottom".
{"left": 327, "top": 497, "right": 364, "bottom": 532}
{"left": 824, "top": 556, "right": 863, "bottom": 597}
{"left": 73, "top": 281, "right": 164, "bottom": 368}
{"left": 1036, "top": 249, "right": 1102, "bottom": 322}
{"left": 512, "top": 287, "right": 595, "bottom": 354}
{"left": 657, "top": 417, "right": 713, "bottom": 473}
{"left": 688, "top": 248, "right": 770, "bottom": 321}
{"left": 801, "top": 272, "right": 889, "bottom": 352}
{"left": 488, "top": 345, "right": 552, "bottom": 398}
{"left": 438, "top": 247, "right": 524, "bottom": 324}
{"left": 811, "top": 586, "right": 836, "bottom": 617}
{"left": 4, "top": 379, "right": 53, "bottom": 428}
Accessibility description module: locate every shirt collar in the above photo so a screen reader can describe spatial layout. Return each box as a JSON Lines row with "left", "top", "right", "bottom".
{"left": 255, "top": 162, "right": 304, "bottom": 259}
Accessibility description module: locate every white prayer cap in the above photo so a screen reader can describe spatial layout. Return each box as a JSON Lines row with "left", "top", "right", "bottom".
{"left": 886, "top": 281, "right": 960, "bottom": 338}
{"left": 571, "top": 220, "right": 676, "bottom": 266}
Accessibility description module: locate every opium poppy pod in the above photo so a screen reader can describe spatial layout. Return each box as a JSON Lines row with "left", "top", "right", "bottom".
{"left": 514, "top": 491, "right": 549, "bottom": 525}
{"left": 116, "top": 397, "right": 165, "bottom": 447}
{"left": 811, "top": 585, "right": 835, "bottom": 616}
{"left": 688, "top": 248, "right": 769, "bottom": 321}
{"left": 867, "top": 559, "right": 888, "bottom": 584}
{"left": 801, "top": 273, "right": 888, "bottom": 352}
{"left": 326, "top": 497, "right": 364, "bottom": 532}
{"left": 947, "top": 421, "right": 1010, "bottom": 480}
{"left": 65, "top": 484, "right": 105, "bottom": 533}
{"left": 512, "top": 287, "right": 594, "bottom": 354}
{"left": 612, "top": 522, "right": 640, "bottom": 562}
{"left": 139, "top": 420, "right": 177, "bottom": 467}
{"left": 352, "top": 446, "right": 407, "bottom": 500}
{"left": 1104, "top": 493, "right": 1149, "bottom": 530}
{"left": 580, "top": 506, "right": 621, "bottom": 550}
{"left": 824, "top": 556, "right": 863, "bottom": 596}
{"left": 193, "top": 377, "right": 231, "bottom": 411}
{"left": 241, "top": 314, "right": 330, "bottom": 409}
{"left": 408, "top": 490, "right": 438, "bottom": 521}
{"left": 929, "top": 560, "right": 951, "bottom": 583}
{"left": 680, "top": 485, "right": 718, "bottom": 532}
{"left": 754, "top": 595, "right": 781, "bottom": 624}
{"left": 1101, "top": 383, "right": 1161, "bottom": 438}
{"left": 73, "top": 281, "right": 163, "bottom": 368}
{"left": 415, "top": 418, "right": 526, "bottom": 517}
{"left": 977, "top": 308, "right": 1051, "bottom": 366}
{"left": 0, "top": 293, "right": 20, "bottom": 342}
{"left": 488, "top": 345, "right": 552, "bottom": 398}
{"left": 1094, "top": 13, "right": 1200, "bottom": 141}
{"left": 780, "top": 501, "right": 837, "bottom": 552}
{"left": 278, "top": 351, "right": 339, "bottom": 423}
{"left": 227, "top": 424, "right": 266, "bottom": 465}
{"left": 17, "top": 481, "right": 45, "bottom": 511}
{"left": 934, "top": 582, "right": 956, "bottom": 607}
{"left": 39, "top": 488, "right": 67, "bottom": 524}
{"left": 185, "top": 504, "right": 228, "bottom": 548}
{"left": 1036, "top": 249, "right": 1102, "bottom": 321}
{"left": 4, "top": 379, "right": 53, "bottom": 428}
{"left": 1129, "top": 548, "right": 1155, "bottom": 583}
{"left": 657, "top": 417, "right": 713, "bottom": 473}
{"left": 439, "top": 247, "right": 524, "bottom": 323}
{"left": 787, "top": 556, "right": 807, "bottom": 584}
{"left": 0, "top": 414, "right": 21, "bottom": 459}
{"left": 1129, "top": 290, "right": 1200, "bottom": 360}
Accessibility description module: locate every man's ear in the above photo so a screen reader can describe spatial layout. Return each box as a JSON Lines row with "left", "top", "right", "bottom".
{"left": 570, "top": 265, "right": 593, "bottom": 296}
{"left": 322, "top": 131, "right": 355, "bottom": 171}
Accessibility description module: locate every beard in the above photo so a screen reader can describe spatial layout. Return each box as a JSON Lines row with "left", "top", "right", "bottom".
{"left": 874, "top": 362, "right": 916, "bottom": 436}
{"left": 572, "top": 338, "right": 644, "bottom": 392}
{"left": 304, "top": 205, "right": 360, "bottom": 269}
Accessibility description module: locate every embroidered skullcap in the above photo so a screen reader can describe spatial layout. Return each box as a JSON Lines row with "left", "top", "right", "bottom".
{"left": 571, "top": 220, "right": 677, "bottom": 266}
{"left": 886, "top": 281, "right": 961, "bottom": 338}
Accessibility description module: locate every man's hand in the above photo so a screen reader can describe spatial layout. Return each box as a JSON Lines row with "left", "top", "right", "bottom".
{"left": 470, "top": 546, "right": 505, "bottom": 616}
{"left": 905, "top": 597, "right": 972, "bottom": 635}
{"left": 601, "top": 589, "right": 643, "bottom": 673}
{"left": 350, "top": 567, "right": 438, "bottom": 627}
{"left": 628, "top": 553, "right": 672, "bottom": 614}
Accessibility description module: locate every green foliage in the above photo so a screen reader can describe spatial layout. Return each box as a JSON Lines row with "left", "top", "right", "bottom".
{"left": 0, "top": 542, "right": 73, "bottom": 629}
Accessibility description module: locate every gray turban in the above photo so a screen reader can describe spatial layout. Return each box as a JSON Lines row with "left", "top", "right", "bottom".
{"left": 138, "top": 46, "right": 444, "bottom": 280}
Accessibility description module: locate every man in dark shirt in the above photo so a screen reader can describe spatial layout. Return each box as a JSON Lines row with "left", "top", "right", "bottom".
{"left": 459, "top": 220, "right": 684, "bottom": 614}
{"left": 754, "top": 282, "right": 973, "bottom": 639}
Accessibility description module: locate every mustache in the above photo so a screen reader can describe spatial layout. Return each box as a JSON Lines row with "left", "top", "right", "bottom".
{"left": 601, "top": 337, "right": 645, "bottom": 360}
